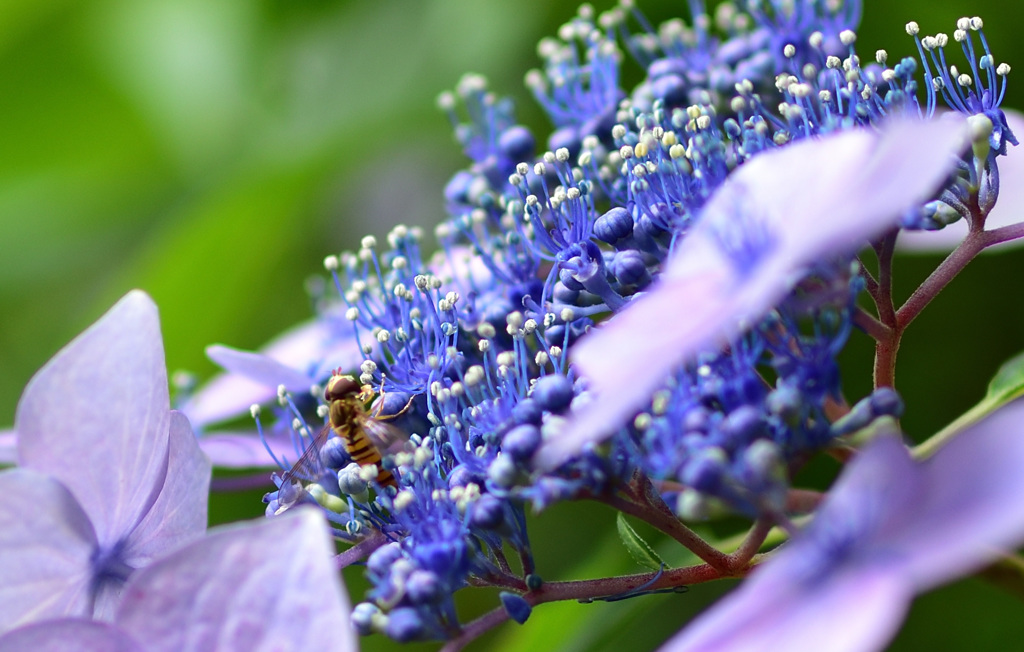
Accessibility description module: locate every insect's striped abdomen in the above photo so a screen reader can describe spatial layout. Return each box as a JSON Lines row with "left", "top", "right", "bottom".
{"left": 330, "top": 397, "right": 396, "bottom": 488}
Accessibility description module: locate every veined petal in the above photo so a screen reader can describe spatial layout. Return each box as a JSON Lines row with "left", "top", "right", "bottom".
{"left": 0, "top": 619, "right": 142, "bottom": 652}
{"left": 881, "top": 399, "right": 1024, "bottom": 590}
{"left": 537, "top": 117, "right": 969, "bottom": 469}
{"left": 116, "top": 509, "right": 355, "bottom": 652}
{"left": 0, "top": 470, "right": 96, "bottom": 634}
{"left": 15, "top": 291, "right": 170, "bottom": 554}
{"left": 124, "top": 412, "right": 211, "bottom": 565}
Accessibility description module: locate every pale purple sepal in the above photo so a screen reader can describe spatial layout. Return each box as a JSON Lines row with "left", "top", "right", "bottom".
{"left": 198, "top": 430, "right": 302, "bottom": 469}
{"left": 899, "top": 109, "right": 1024, "bottom": 252}
{"left": 0, "top": 431, "right": 14, "bottom": 465}
{"left": 206, "top": 344, "right": 317, "bottom": 397}
{"left": 116, "top": 509, "right": 356, "bottom": 652}
{"left": 0, "top": 619, "right": 143, "bottom": 652}
{"left": 121, "top": 411, "right": 210, "bottom": 566}
{"left": 0, "top": 469, "right": 97, "bottom": 631}
{"left": 16, "top": 290, "right": 171, "bottom": 546}
{"left": 662, "top": 567, "right": 909, "bottom": 652}
{"left": 536, "top": 117, "right": 970, "bottom": 470}
{"left": 662, "top": 399, "right": 1024, "bottom": 652}
{"left": 3, "top": 291, "right": 210, "bottom": 628}
{"left": 181, "top": 316, "right": 364, "bottom": 429}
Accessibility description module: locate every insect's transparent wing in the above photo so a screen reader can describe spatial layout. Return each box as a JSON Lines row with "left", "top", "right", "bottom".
{"left": 282, "top": 424, "right": 331, "bottom": 483}
{"left": 361, "top": 418, "right": 409, "bottom": 456}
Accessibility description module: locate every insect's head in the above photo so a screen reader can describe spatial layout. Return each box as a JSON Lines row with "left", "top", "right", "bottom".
{"left": 325, "top": 372, "right": 360, "bottom": 402}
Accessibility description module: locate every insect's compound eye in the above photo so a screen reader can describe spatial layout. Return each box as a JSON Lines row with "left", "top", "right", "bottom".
{"left": 325, "top": 375, "right": 360, "bottom": 402}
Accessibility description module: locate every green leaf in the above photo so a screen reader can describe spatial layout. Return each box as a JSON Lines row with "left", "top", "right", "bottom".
{"left": 915, "top": 350, "right": 1024, "bottom": 459}
{"left": 986, "top": 351, "right": 1024, "bottom": 405}
{"left": 615, "top": 513, "right": 666, "bottom": 572}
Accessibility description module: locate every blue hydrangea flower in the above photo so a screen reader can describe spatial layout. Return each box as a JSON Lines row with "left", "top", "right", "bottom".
{"left": 0, "top": 509, "right": 354, "bottom": 652}
{"left": 0, "top": 291, "right": 211, "bottom": 630}
{"left": 536, "top": 116, "right": 969, "bottom": 471}
{"left": 660, "top": 400, "right": 1024, "bottom": 652}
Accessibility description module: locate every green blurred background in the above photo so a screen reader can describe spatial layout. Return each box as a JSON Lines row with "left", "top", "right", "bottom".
{"left": 2, "top": 0, "right": 1023, "bottom": 650}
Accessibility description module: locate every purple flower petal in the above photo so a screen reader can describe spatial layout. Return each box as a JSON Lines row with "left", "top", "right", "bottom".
{"left": 536, "top": 117, "right": 969, "bottom": 470}
{"left": 0, "top": 619, "right": 143, "bottom": 652}
{"left": 182, "top": 316, "right": 365, "bottom": 428}
{"left": 899, "top": 109, "right": 1024, "bottom": 252}
{"left": 881, "top": 399, "right": 1024, "bottom": 590}
{"left": 122, "top": 411, "right": 211, "bottom": 565}
{"left": 180, "top": 372, "right": 277, "bottom": 430}
{"left": 115, "top": 509, "right": 355, "bottom": 652}
{"left": 660, "top": 400, "right": 1024, "bottom": 652}
{"left": 198, "top": 430, "right": 299, "bottom": 469}
{"left": 205, "top": 345, "right": 317, "bottom": 397}
{"left": 15, "top": 290, "right": 170, "bottom": 559}
{"left": 0, "top": 431, "right": 14, "bottom": 466}
{"left": 0, "top": 469, "right": 97, "bottom": 633}
{"left": 661, "top": 567, "right": 910, "bottom": 652}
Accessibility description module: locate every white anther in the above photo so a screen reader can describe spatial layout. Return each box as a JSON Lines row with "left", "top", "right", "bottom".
{"left": 876, "top": 49, "right": 887, "bottom": 64}
{"left": 560, "top": 307, "right": 575, "bottom": 322}
{"left": 376, "top": 330, "right": 390, "bottom": 343}
{"left": 839, "top": 29, "right": 856, "bottom": 46}
{"left": 906, "top": 21, "right": 920, "bottom": 36}
{"left": 783, "top": 44, "right": 796, "bottom": 58}
{"left": 360, "top": 235, "right": 377, "bottom": 249}
{"left": 393, "top": 490, "right": 415, "bottom": 512}
{"left": 345, "top": 307, "right": 360, "bottom": 321}
{"left": 250, "top": 404, "right": 261, "bottom": 418}
{"left": 809, "top": 31, "right": 823, "bottom": 48}
{"left": 998, "top": 63, "right": 1012, "bottom": 76}
{"left": 323, "top": 255, "right": 339, "bottom": 271}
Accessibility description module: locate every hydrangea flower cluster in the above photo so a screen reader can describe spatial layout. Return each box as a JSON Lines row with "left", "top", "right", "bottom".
{"left": 113, "top": 0, "right": 1024, "bottom": 649}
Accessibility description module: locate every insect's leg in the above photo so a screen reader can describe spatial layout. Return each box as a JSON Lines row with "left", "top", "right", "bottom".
{"left": 376, "top": 394, "right": 415, "bottom": 421}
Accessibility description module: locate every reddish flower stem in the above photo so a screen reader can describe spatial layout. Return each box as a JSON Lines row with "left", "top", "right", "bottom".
{"left": 599, "top": 474, "right": 732, "bottom": 573}
{"left": 439, "top": 561, "right": 754, "bottom": 652}
{"left": 872, "top": 204, "right": 1024, "bottom": 390}
{"left": 335, "top": 531, "right": 388, "bottom": 569}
